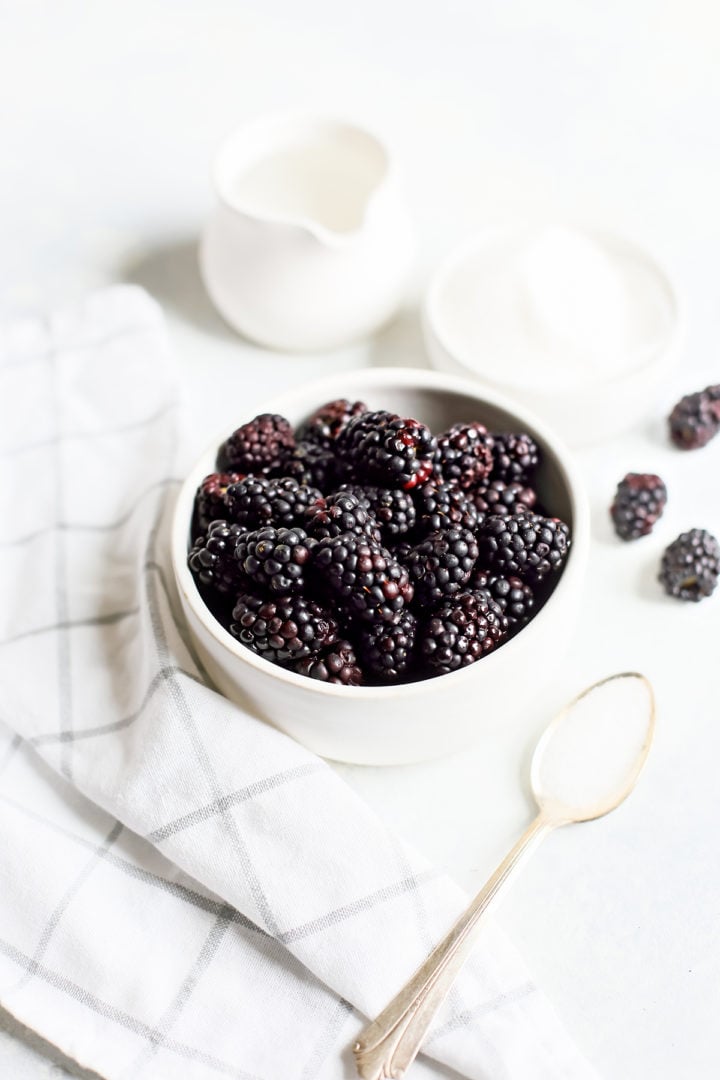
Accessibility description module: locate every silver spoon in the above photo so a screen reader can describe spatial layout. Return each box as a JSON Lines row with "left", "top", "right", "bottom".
{"left": 353, "top": 672, "right": 656, "bottom": 1080}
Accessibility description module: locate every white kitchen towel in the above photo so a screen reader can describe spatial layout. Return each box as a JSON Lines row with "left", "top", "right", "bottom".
{"left": 0, "top": 286, "right": 596, "bottom": 1080}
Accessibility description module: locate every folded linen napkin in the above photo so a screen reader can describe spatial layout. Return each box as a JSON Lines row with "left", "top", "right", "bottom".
{"left": 0, "top": 287, "right": 597, "bottom": 1080}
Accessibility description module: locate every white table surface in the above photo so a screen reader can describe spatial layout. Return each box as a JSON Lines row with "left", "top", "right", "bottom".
{"left": 2, "top": 1, "right": 720, "bottom": 1076}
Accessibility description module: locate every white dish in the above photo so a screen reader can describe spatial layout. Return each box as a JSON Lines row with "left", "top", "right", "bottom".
{"left": 171, "top": 367, "right": 589, "bottom": 765}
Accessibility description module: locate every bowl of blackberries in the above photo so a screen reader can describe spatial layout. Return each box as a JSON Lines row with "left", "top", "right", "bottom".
{"left": 172, "top": 368, "right": 589, "bottom": 764}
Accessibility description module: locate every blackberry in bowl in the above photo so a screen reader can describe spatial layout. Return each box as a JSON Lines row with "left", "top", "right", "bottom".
{"left": 171, "top": 367, "right": 588, "bottom": 764}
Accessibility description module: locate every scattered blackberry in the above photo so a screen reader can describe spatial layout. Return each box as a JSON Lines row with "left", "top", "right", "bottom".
{"left": 294, "top": 640, "right": 364, "bottom": 685}
{"left": 217, "top": 413, "right": 295, "bottom": 474}
{"left": 659, "top": 529, "right": 720, "bottom": 601}
{"left": 339, "top": 483, "right": 416, "bottom": 538}
{"left": 187, "top": 520, "right": 246, "bottom": 594}
{"left": 357, "top": 609, "right": 417, "bottom": 680}
{"left": 226, "top": 476, "right": 323, "bottom": 531}
{"left": 313, "top": 534, "right": 414, "bottom": 624}
{"left": 275, "top": 441, "right": 339, "bottom": 491}
{"left": 668, "top": 385, "right": 720, "bottom": 450}
{"left": 610, "top": 473, "right": 667, "bottom": 541}
{"left": 473, "top": 480, "right": 537, "bottom": 519}
{"left": 477, "top": 513, "right": 571, "bottom": 584}
{"left": 490, "top": 432, "right": 540, "bottom": 484}
{"left": 434, "top": 422, "right": 494, "bottom": 489}
{"left": 235, "top": 526, "right": 315, "bottom": 595}
{"left": 405, "top": 528, "right": 479, "bottom": 608}
{"left": 472, "top": 569, "right": 535, "bottom": 629}
{"left": 337, "top": 410, "right": 437, "bottom": 490}
{"left": 194, "top": 472, "right": 244, "bottom": 533}
{"left": 230, "top": 592, "right": 338, "bottom": 664}
{"left": 412, "top": 480, "right": 480, "bottom": 535}
{"left": 297, "top": 398, "right": 368, "bottom": 450}
{"left": 419, "top": 591, "right": 507, "bottom": 675}
{"left": 304, "top": 491, "right": 382, "bottom": 543}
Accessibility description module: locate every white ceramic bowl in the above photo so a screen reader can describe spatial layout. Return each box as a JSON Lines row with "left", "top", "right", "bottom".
{"left": 171, "top": 367, "right": 589, "bottom": 765}
{"left": 423, "top": 225, "right": 681, "bottom": 447}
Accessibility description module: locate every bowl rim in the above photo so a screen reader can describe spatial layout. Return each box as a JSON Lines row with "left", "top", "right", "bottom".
{"left": 171, "top": 366, "right": 590, "bottom": 700}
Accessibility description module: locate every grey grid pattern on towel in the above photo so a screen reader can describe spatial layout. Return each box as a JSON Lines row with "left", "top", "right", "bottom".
{"left": 0, "top": 287, "right": 597, "bottom": 1080}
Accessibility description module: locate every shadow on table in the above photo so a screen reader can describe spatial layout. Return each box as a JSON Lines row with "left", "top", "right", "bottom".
{"left": 367, "top": 304, "right": 428, "bottom": 370}
{"left": 0, "top": 1005, "right": 103, "bottom": 1079}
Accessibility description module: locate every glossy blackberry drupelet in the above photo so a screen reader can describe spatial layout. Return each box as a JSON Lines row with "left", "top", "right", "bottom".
{"left": 230, "top": 592, "right": 338, "bottom": 663}
{"left": 313, "top": 534, "right": 414, "bottom": 624}
{"left": 187, "top": 520, "right": 246, "bottom": 594}
{"left": 235, "top": 526, "right": 316, "bottom": 595}
{"left": 419, "top": 590, "right": 507, "bottom": 675}
{"left": 472, "top": 568, "right": 535, "bottom": 629}
{"left": 194, "top": 472, "right": 244, "bottom": 533}
{"left": 304, "top": 491, "right": 382, "bottom": 542}
{"left": 339, "top": 483, "right": 416, "bottom": 538}
{"left": 337, "top": 410, "right": 437, "bottom": 490}
{"left": 659, "top": 529, "right": 720, "bottom": 601}
{"left": 357, "top": 609, "right": 417, "bottom": 680}
{"left": 294, "top": 640, "right": 364, "bottom": 685}
{"left": 275, "top": 441, "right": 339, "bottom": 491}
{"left": 296, "top": 398, "right": 368, "bottom": 451}
{"left": 668, "top": 385, "right": 720, "bottom": 450}
{"left": 473, "top": 480, "right": 537, "bottom": 519}
{"left": 610, "top": 473, "right": 667, "bottom": 540}
{"left": 405, "top": 528, "right": 479, "bottom": 608}
{"left": 477, "top": 513, "right": 571, "bottom": 584}
{"left": 412, "top": 480, "right": 480, "bottom": 535}
{"left": 217, "top": 413, "right": 295, "bottom": 474}
{"left": 433, "top": 422, "right": 494, "bottom": 489}
{"left": 226, "top": 476, "right": 323, "bottom": 531}
{"left": 490, "top": 432, "right": 540, "bottom": 484}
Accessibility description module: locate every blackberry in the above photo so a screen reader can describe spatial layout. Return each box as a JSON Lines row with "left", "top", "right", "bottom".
{"left": 235, "top": 526, "right": 315, "bottom": 595}
{"left": 304, "top": 491, "right": 382, "bottom": 543}
{"left": 668, "top": 385, "right": 720, "bottom": 450}
{"left": 434, "top": 422, "right": 494, "bottom": 489}
{"left": 217, "top": 414, "right": 295, "bottom": 474}
{"left": 226, "top": 476, "right": 323, "bottom": 531}
{"left": 477, "top": 513, "right": 571, "bottom": 584}
{"left": 297, "top": 398, "right": 368, "bottom": 450}
{"left": 339, "top": 483, "right": 416, "bottom": 538}
{"left": 230, "top": 592, "right": 338, "bottom": 663}
{"left": 490, "top": 432, "right": 540, "bottom": 484}
{"left": 194, "top": 472, "right": 244, "bottom": 533}
{"left": 473, "top": 480, "right": 537, "bottom": 519}
{"left": 389, "top": 540, "right": 413, "bottom": 565}
{"left": 659, "top": 529, "right": 720, "bottom": 601}
{"left": 405, "top": 528, "right": 479, "bottom": 608}
{"left": 187, "top": 520, "right": 246, "bottom": 595}
{"left": 294, "top": 640, "right": 364, "bottom": 685}
{"left": 337, "top": 410, "right": 437, "bottom": 490}
{"left": 358, "top": 609, "right": 417, "bottom": 680}
{"left": 313, "top": 534, "right": 414, "bottom": 624}
{"left": 412, "top": 480, "right": 480, "bottom": 535}
{"left": 419, "top": 591, "right": 507, "bottom": 675}
{"left": 472, "top": 569, "right": 535, "bottom": 629}
{"left": 610, "top": 473, "right": 667, "bottom": 540}
{"left": 276, "top": 440, "right": 339, "bottom": 491}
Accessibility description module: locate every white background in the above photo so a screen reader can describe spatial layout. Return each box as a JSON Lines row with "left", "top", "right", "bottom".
{"left": 2, "top": 1, "right": 720, "bottom": 1077}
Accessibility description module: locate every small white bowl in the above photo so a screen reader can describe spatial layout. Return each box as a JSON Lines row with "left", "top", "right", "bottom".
{"left": 171, "top": 367, "right": 589, "bottom": 765}
{"left": 423, "top": 225, "right": 681, "bottom": 447}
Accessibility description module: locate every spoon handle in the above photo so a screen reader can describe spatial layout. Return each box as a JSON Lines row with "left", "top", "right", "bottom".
{"left": 353, "top": 812, "right": 553, "bottom": 1080}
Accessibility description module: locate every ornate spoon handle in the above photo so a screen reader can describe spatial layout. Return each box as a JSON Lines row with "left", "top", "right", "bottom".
{"left": 353, "top": 812, "right": 553, "bottom": 1080}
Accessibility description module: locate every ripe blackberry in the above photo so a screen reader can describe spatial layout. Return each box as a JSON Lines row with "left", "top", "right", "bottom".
{"left": 194, "top": 472, "right": 244, "bottom": 533}
{"left": 419, "top": 591, "right": 507, "bottom": 675}
{"left": 472, "top": 569, "right": 535, "bottom": 629}
{"left": 659, "top": 529, "right": 720, "bottom": 601}
{"left": 337, "top": 410, "right": 436, "bottom": 490}
{"left": 304, "top": 491, "right": 382, "bottom": 543}
{"left": 358, "top": 609, "right": 417, "bottom": 680}
{"left": 668, "top": 385, "right": 720, "bottom": 450}
{"left": 226, "top": 476, "right": 323, "bottom": 531}
{"left": 389, "top": 540, "right": 413, "bottom": 565}
{"left": 610, "top": 473, "right": 667, "bottom": 540}
{"left": 313, "top": 534, "right": 414, "bottom": 624}
{"left": 339, "top": 483, "right": 416, "bottom": 538}
{"left": 294, "top": 640, "right": 364, "bottom": 685}
{"left": 434, "top": 422, "right": 494, "bottom": 489}
{"left": 412, "top": 480, "right": 479, "bottom": 535}
{"left": 217, "top": 413, "right": 295, "bottom": 474}
{"left": 230, "top": 592, "right": 338, "bottom": 663}
{"left": 490, "top": 432, "right": 540, "bottom": 484}
{"left": 275, "top": 441, "right": 339, "bottom": 491}
{"left": 477, "top": 513, "right": 571, "bottom": 584}
{"left": 187, "top": 520, "right": 246, "bottom": 595}
{"left": 405, "top": 528, "right": 479, "bottom": 608}
{"left": 235, "top": 526, "right": 315, "bottom": 595}
{"left": 297, "top": 398, "right": 368, "bottom": 450}
{"left": 473, "top": 480, "right": 537, "bottom": 519}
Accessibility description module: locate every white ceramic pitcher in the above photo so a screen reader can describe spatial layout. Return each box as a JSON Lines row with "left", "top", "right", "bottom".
{"left": 200, "top": 113, "right": 414, "bottom": 352}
